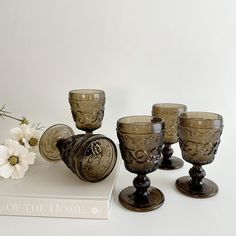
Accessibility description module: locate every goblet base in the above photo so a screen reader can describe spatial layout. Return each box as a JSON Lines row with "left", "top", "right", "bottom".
{"left": 119, "top": 186, "right": 164, "bottom": 212}
{"left": 175, "top": 176, "right": 218, "bottom": 198}
{"left": 158, "top": 156, "right": 184, "bottom": 170}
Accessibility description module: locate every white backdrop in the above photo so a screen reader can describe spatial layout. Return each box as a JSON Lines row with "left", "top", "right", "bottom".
{"left": 0, "top": 0, "right": 236, "bottom": 235}
{"left": 1, "top": 0, "right": 235, "bottom": 143}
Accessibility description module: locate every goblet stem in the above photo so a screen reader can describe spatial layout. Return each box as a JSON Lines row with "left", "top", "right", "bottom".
{"left": 158, "top": 143, "right": 184, "bottom": 170}
{"left": 85, "top": 131, "right": 93, "bottom": 135}
{"left": 56, "top": 138, "right": 65, "bottom": 151}
{"left": 189, "top": 165, "right": 206, "bottom": 189}
{"left": 133, "top": 175, "right": 151, "bottom": 203}
{"left": 176, "top": 164, "right": 218, "bottom": 198}
{"left": 162, "top": 143, "right": 174, "bottom": 161}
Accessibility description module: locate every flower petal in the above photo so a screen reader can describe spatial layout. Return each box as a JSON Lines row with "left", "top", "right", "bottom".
{"left": 0, "top": 145, "right": 10, "bottom": 165}
{"left": 9, "top": 127, "right": 24, "bottom": 141}
{"left": 20, "top": 151, "right": 36, "bottom": 165}
{"left": 11, "top": 163, "right": 28, "bottom": 179}
{"left": 22, "top": 138, "right": 31, "bottom": 149}
{"left": 0, "top": 163, "right": 14, "bottom": 179}
{"left": 15, "top": 143, "right": 29, "bottom": 156}
{"left": 0, "top": 159, "right": 8, "bottom": 166}
{"left": 4, "top": 139, "right": 22, "bottom": 150}
{"left": 20, "top": 124, "right": 31, "bottom": 140}
{"left": 5, "top": 139, "right": 29, "bottom": 156}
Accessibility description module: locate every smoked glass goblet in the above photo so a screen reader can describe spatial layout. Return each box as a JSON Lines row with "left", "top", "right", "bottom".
{"left": 39, "top": 89, "right": 117, "bottom": 182}
{"left": 176, "top": 112, "right": 223, "bottom": 198}
{"left": 69, "top": 89, "right": 105, "bottom": 134}
{"left": 117, "top": 116, "right": 165, "bottom": 212}
{"left": 39, "top": 124, "right": 117, "bottom": 182}
{"left": 152, "top": 103, "right": 187, "bottom": 170}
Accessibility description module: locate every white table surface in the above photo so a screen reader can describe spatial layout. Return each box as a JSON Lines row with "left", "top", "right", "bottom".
{"left": 0, "top": 141, "right": 235, "bottom": 236}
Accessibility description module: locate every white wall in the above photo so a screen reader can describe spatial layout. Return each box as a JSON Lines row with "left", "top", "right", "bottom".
{"left": 0, "top": 0, "right": 235, "bottom": 145}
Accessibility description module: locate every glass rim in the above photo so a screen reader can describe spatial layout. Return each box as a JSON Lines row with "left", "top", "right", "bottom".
{"left": 152, "top": 103, "right": 187, "bottom": 109}
{"left": 69, "top": 89, "right": 105, "bottom": 100}
{"left": 117, "top": 115, "right": 164, "bottom": 134}
{"left": 178, "top": 111, "right": 223, "bottom": 129}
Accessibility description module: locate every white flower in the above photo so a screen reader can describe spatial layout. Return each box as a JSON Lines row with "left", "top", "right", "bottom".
{"left": 0, "top": 139, "right": 36, "bottom": 179}
{"left": 9, "top": 124, "right": 41, "bottom": 151}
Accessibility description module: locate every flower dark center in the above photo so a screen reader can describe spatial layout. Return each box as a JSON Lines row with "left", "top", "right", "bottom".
{"left": 8, "top": 155, "right": 19, "bottom": 166}
{"left": 19, "top": 139, "right": 24, "bottom": 146}
{"left": 29, "top": 137, "right": 38, "bottom": 147}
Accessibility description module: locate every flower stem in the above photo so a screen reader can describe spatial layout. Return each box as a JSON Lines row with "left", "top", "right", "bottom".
{"left": 0, "top": 105, "right": 29, "bottom": 125}
{"left": 1, "top": 113, "right": 22, "bottom": 122}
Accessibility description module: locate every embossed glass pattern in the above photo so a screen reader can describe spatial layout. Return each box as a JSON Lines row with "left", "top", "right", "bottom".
{"left": 176, "top": 112, "right": 223, "bottom": 198}
{"left": 69, "top": 89, "right": 105, "bottom": 133}
{"left": 117, "top": 116, "right": 165, "bottom": 212}
{"left": 152, "top": 103, "right": 187, "bottom": 170}
{"left": 57, "top": 134, "right": 117, "bottom": 182}
{"left": 39, "top": 89, "right": 117, "bottom": 182}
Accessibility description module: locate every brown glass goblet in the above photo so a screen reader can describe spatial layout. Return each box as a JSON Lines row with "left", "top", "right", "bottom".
{"left": 69, "top": 89, "right": 105, "bottom": 134}
{"left": 117, "top": 116, "right": 165, "bottom": 212}
{"left": 39, "top": 124, "right": 117, "bottom": 182}
{"left": 39, "top": 89, "right": 117, "bottom": 182}
{"left": 176, "top": 112, "right": 223, "bottom": 198}
{"left": 152, "top": 103, "right": 187, "bottom": 170}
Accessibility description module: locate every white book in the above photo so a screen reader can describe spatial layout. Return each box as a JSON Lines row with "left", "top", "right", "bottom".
{"left": 0, "top": 154, "right": 120, "bottom": 220}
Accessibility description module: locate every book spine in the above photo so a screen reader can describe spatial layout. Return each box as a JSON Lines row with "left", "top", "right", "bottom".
{"left": 0, "top": 196, "right": 109, "bottom": 219}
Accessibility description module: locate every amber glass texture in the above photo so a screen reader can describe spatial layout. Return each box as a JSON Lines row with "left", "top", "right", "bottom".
{"left": 152, "top": 103, "right": 187, "bottom": 170}
{"left": 176, "top": 112, "right": 223, "bottom": 198}
{"left": 178, "top": 112, "right": 223, "bottom": 165}
{"left": 39, "top": 89, "right": 117, "bottom": 183}
{"left": 69, "top": 89, "right": 105, "bottom": 133}
{"left": 117, "top": 116, "right": 164, "bottom": 174}
{"left": 117, "top": 116, "right": 165, "bottom": 212}
{"left": 152, "top": 103, "right": 187, "bottom": 143}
